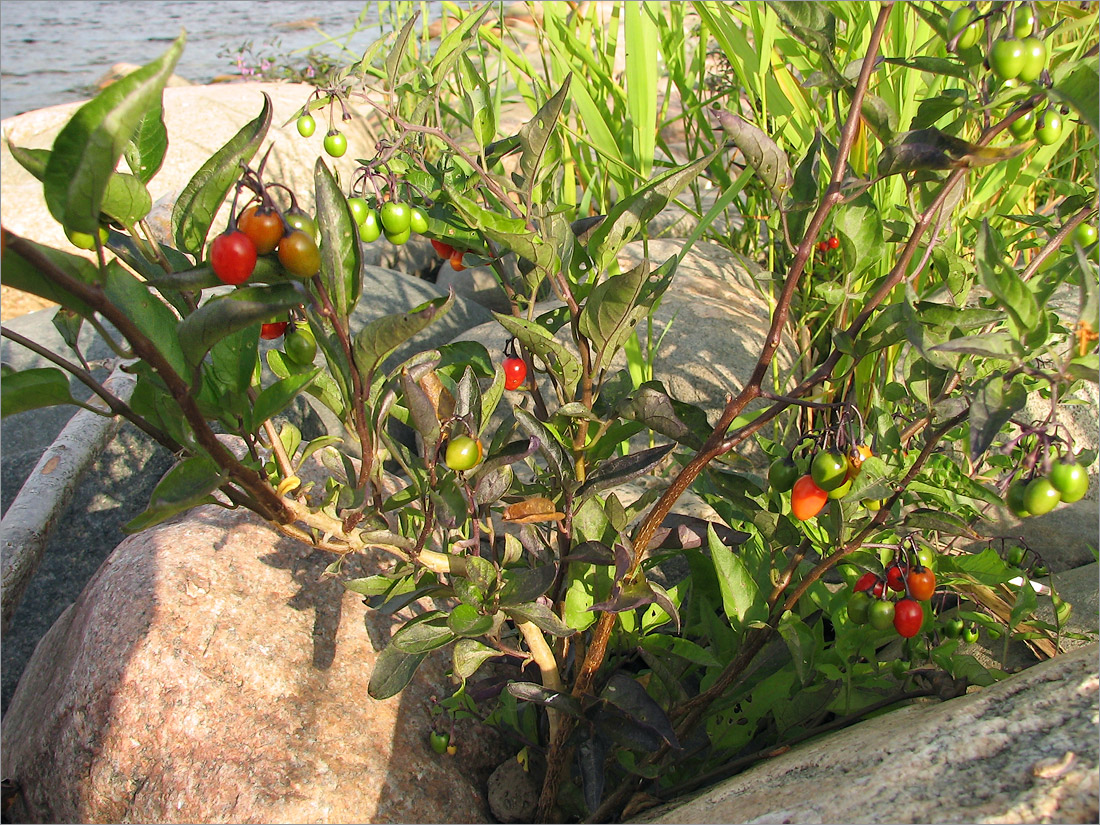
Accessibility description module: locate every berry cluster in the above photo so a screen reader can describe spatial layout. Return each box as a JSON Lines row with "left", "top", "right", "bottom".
{"left": 770, "top": 439, "right": 877, "bottom": 522}
{"left": 846, "top": 539, "right": 936, "bottom": 638}
{"left": 211, "top": 201, "right": 322, "bottom": 287}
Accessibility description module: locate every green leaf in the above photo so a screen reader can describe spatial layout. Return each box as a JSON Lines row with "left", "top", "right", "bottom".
{"left": 835, "top": 194, "right": 883, "bottom": 276}
{"left": 447, "top": 603, "right": 495, "bottom": 638}
{"left": 123, "top": 454, "right": 225, "bottom": 533}
{"left": 447, "top": 189, "right": 555, "bottom": 273}
{"left": 975, "top": 221, "right": 1039, "bottom": 338}
{"left": 506, "top": 681, "right": 584, "bottom": 717}
{"left": 124, "top": 100, "right": 169, "bottom": 184}
{"left": 624, "top": 3, "right": 659, "bottom": 178}
{"left": 44, "top": 32, "right": 183, "bottom": 233}
{"left": 587, "top": 147, "right": 722, "bottom": 274}
{"left": 173, "top": 92, "right": 272, "bottom": 255}
{"left": 601, "top": 672, "right": 679, "bottom": 749}
{"left": 777, "top": 611, "right": 816, "bottom": 687}
{"left": 516, "top": 74, "right": 572, "bottom": 190}
{"left": 579, "top": 260, "right": 668, "bottom": 374}
{"left": 968, "top": 375, "right": 1027, "bottom": 460}
{"left": 385, "top": 11, "right": 420, "bottom": 92}
{"left": 0, "top": 368, "right": 92, "bottom": 417}
{"left": 314, "top": 157, "right": 362, "bottom": 318}
{"left": 178, "top": 283, "right": 305, "bottom": 374}
{"left": 368, "top": 644, "right": 427, "bottom": 700}
{"left": 903, "top": 507, "right": 981, "bottom": 539}
{"left": 2, "top": 239, "right": 99, "bottom": 317}
{"left": 577, "top": 444, "right": 674, "bottom": 498}
{"left": 708, "top": 524, "right": 766, "bottom": 631}
{"left": 513, "top": 407, "right": 574, "bottom": 483}
{"left": 103, "top": 262, "right": 188, "bottom": 378}
{"left": 638, "top": 634, "right": 719, "bottom": 667}
{"left": 390, "top": 611, "right": 456, "bottom": 654}
{"left": 505, "top": 602, "right": 576, "bottom": 637}
{"left": 353, "top": 294, "right": 453, "bottom": 386}
{"left": 932, "top": 332, "right": 1023, "bottom": 360}
{"left": 249, "top": 369, "right": 320, "bottom": 431}
{"left": 713, "top": 109, "right": 792, "bottom": 203}
{"left": 452, "top": 638, "right": 499, "bottom": 680}
{"left": 499, "top": 565, "right": 558, "bottom": 606}
{"left": 1050, "top": 61, "right": 1099, "bottom": 136}
{"left": 493, "top": 312, "right": 582, "bottom": 398}
{"left": 8, "top": 144, "right": 151, "bottom": 226}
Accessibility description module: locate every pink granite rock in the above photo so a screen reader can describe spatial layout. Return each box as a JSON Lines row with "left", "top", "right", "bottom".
{"left": 1, "top": 504, "right": 506, "bottom": 823}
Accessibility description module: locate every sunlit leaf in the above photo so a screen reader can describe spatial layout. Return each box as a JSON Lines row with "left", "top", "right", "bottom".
{"left": 123, "top": 454, "right": 224, "bottom": 533}
{"left": 44, "top": 32, "right": 183, "bottom": 233}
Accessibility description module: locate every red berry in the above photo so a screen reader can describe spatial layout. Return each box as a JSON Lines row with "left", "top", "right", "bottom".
{"left": 854, "top": 572, "right": 885, "bottom": 598}
{"left": 817, "top": 241, "right": 829, "bottom": 253}
{"left": 828, "top": 236, "right": 839, "bottom": 249}
{"left": 431, "top": 239, "right": 455, "bottom": 259}
{"left": 260, "top": 321, "right": 288, "bottom": 340}
{"left": 503, "top": 356, "right": 527, "bottom": 391}
{"left": 893, "top": 598, "right": 924, "bottom": 638}
{"left": 886, "top": 564, "right": 908, "bottom": 592}
{"left": 791, "top": 475, "right": 828, "bottom": 520}
{"left": 210, "top": 230, "right": 257, "bottom": 285}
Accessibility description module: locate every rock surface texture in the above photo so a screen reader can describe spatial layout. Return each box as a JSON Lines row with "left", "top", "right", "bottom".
{"left": 637, "top": 643, "right": 1100, "bottom": 825}
{"left": 0, "top": 503, "right": 506, "bottom": 824}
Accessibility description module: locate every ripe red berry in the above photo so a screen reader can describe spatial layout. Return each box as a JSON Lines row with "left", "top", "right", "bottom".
{"left": 210, "top": 230, "right": 258, "bottom": 285}
{"left": 854, "top": 572, "right": 885, "bottom": 598}
{"left": 503, "top": 357, "right": 527, "bottom": 391}
{"left": 828, "top": 236, "right": 839, "bottom": 249}
{"left": 260, "top": 321, "right": 288, "bottom": 340}
{"left": 886, "top": 564, "right": 908, "bottom": 592}
{"left": 431, "top": 239, "right": 455, "bottom": 259}
{"left": 817, "top": 241, "right": 829, "bottom": 253}
{"left": 893, "top": 598, "right": 924, "bottom": 638}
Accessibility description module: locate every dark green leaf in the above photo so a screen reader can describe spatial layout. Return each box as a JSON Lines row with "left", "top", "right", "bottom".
{"left": 353, "top": 293, "right": 454, "bottom": 384}
{"left": 314, "top": 157, "right": 362, "bottom": 317}
{"left": 713, "top": 109, "right": 792, "bottom": 202}
{"left": 877, "top": 128, "right": 1030, "bottom": 177}
{"left": 505, "top": 602, "right": 576, "bottom": 637}
{"left": 903, "top": 507, "right": 981, "bottom": 538}
{"left": 513, "top": 406, "right": 574, "bottom": 483}
{"left": 600, "top": 672, "right": 679, "bottom": 749}
{"left": 579, "top": 260, "right": 671, "bottom": 374}
{"left": 368, "top": 644, "right": 427, "bottom": 700}
{"left": 619, "top": 384, "right": 705, "bottom": 450}
{"left": 975, "top": 220, "right": 1039, "bottom": 337}
{"left": 0, "top": 368, "right": 91, "bottom": 417}
{"left": 178, "top": 283, "right": 305, "bottom": 373}
{"left": 44, "top": 32, "right": 183, "bottom": 233}
{"left": 638, "top": 634, "right": 719, "bottom": 667}
{"left": 123, "top": 454, "right": 225, "bottom": 533}
{"left": 578, "top": 443, "right": 674, "bottom": 498}
{"left": 173, "top": 92, "right": 272, "bottom": 255}
{"left": 506, "top": 681, "right": 584, "bottom": 717}
{"left": 447, "top": 603, "right": 495, "bottom": 638}
{"left": 516, "top": 74, "right": 572, "bottom": 190}
{"left": 882, "top": 56, "right": 971, "bottom": 81}
{"left": 968, "top": 375, "right": 1027, "bottom": 460}
{"left": 390, "top": 611, "right": 456, "bottom": 654}
{"left": 499, "top": 564, "right": 558, "bottom": 606}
